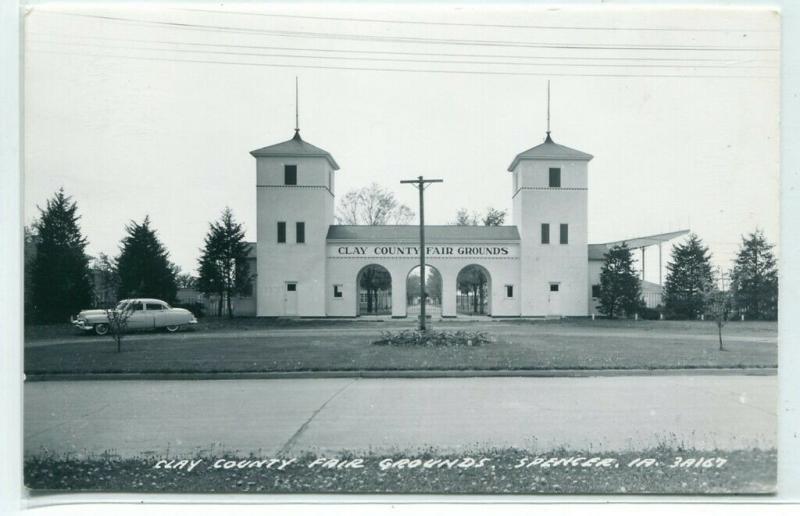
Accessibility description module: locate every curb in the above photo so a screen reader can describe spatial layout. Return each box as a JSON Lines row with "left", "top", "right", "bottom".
{"left": 24, "top": 367, "right": 777, "bottom": 382}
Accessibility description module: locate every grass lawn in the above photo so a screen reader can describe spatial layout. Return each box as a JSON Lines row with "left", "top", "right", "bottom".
{"left": 24, "top": 447, "right": 776, "bottom": 494}
{"left": 24, "top": 319, "right": 777, "bottom": 375}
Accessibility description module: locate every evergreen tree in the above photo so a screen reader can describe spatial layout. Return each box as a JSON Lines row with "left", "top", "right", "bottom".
{"left": 29, "top": 189, "right": 94, "bottom": 322}
{"left": 115, "top": 216, "right": 178, "bottom": 303}
{"left": 663, "top": 234, "right": 714, "bottom": 319}
{"left": 598, "top": 243, "right": 643, "bottom": 318}
{"left": 196, "top": 208, "right": 252, "bottom": 317}
{"left": 730, "top": 229, "right": 778, "bottom": 320}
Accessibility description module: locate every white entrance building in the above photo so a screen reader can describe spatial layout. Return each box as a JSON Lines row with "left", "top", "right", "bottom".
{"left": 247, "top": 126, "right": 685, "bottom": 318}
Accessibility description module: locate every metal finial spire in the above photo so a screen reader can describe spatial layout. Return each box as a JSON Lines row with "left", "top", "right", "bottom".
{"left": 546, "top": 80, "right": 551, "bottom": 137}
{"left": 294, "top": 76, "right": 299, "bottom": 135}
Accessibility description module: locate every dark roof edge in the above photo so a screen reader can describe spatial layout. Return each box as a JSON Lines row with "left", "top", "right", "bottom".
{"left": 250, "top": 150, "right": 340, "bottom": 170}
{"left": 507, "top": 151, "right": 594, "bottom": 171}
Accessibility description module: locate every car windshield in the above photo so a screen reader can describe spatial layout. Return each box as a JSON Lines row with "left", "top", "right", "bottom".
{"left": 115, "top": 301, "right": 130, "bottom": 311}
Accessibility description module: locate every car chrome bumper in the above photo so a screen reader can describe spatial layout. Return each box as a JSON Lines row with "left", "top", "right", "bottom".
{"left": 70, "top": 316, "right": 93, "bottom": 331}
{"left": 188, "top": 317, "right": 198, "bottom": 325}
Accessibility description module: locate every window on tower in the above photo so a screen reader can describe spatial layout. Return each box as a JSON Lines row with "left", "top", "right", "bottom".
{"left": 541, "top": 223, "right": 550, "bottom": 244}
{"left": 277, "top": 221, "right": 286, "bottom": 243}
{"left": 296, "top": 222, "right": 305, "bottom": 243}
{"left": 549, "top": 168, "right": 561, "bottom": 188}
{"left": 284, "top": 165, "right": 297, "bottom": 185}
{"left": 560, "top": 224, "right": 569, "bottom": 244}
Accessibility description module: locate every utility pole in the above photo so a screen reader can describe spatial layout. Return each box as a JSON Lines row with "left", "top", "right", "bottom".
{"left": 401, "top": 176, "right": 443, "bottom": 331}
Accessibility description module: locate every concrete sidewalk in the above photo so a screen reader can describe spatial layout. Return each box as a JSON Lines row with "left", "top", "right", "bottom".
{"left": 24, "top": 375, "right": 776, "bottom": 458}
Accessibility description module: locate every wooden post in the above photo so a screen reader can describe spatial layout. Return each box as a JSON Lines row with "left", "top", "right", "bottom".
{"left": 401, "top": 176, "right": 443, "bottom": 331}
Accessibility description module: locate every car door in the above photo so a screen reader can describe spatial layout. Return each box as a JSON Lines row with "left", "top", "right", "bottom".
{"left": 126, "top": 301, "right": 149, "bottom": 330}
{"left": 146, "top": 302, "right": 168, "bottom": 328}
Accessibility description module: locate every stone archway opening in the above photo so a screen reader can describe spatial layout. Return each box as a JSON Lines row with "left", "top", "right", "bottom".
{"left": 456, "top": 264, "right": 492, "bottom": 316}
{"left": 406, "top": 264, "right": 442, "bottom": 317}
{"left": 357, "top": 264, "right": 392, "bottom": 316}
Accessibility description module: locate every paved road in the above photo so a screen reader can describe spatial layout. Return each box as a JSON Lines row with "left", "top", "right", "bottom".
{"left": 25, "top": 324, "right": 777, "bottom": 348}
{"left": 24, "top": 375, "right": 775, "bottom": 457}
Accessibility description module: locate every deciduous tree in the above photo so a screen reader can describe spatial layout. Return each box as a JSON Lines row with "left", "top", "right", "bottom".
{"left": 452, "top": 207, "right": 506, "bottom": 227}
{"left": 704, "top": 267, "right": 733, "bottom": 351}
{"left": 481, "top": 207, "right": 506, "bottom": 226}
{"left": 336, "top": 183, "right": 414, "bottom": 225}
{"left": 457, "top": 265, "right": 489, "bottom": 314}
{"left": 454, "top": 209, "right": 478, "bottom": 226}
{"left": 90, "top": 253, "right": 119, "bottom": 308}
{"left": 358, "top": 265, "right": 391, "bottom": 314}
{"left": 176, "top": 272, "right": 198, "bottom": 289}
{"left": 450, "top": 209, "right": 502, "bottom": 313}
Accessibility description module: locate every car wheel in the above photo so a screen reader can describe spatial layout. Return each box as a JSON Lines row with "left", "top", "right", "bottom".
{"left": 94, "top": 323, "right": 109, "bottom": 336}
{"left": 165, "top": 324, "right": 180, "bottom": 333}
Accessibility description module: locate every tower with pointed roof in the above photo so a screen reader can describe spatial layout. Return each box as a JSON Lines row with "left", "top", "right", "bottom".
{"left": 251, "top": 118, "right": 339, "bottom": 316}
{"left": 508, "top": 113, "right": 592, "bottom": 316}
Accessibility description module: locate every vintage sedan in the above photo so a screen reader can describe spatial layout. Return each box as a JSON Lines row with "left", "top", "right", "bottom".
{"left": 71, "top": 298, "right": 198, "bottom": 336}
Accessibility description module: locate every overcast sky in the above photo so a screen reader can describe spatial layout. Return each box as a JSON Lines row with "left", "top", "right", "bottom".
{"left": 23, "top": 3, "right": 780, "bottom": 281}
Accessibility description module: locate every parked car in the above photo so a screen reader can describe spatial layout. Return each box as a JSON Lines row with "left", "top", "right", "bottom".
{"left": 71, "top": 298, "right": 198, "bottom": 336}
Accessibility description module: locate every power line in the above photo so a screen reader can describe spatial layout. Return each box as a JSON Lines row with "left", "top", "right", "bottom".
{"left": 172, "top": 7, "right": 778, "bottom": 34}
{"left": 28, "top": 38, "right": 778, "bottom": 71}
{"left": 29, "top": 47, "right": 777, "bottom": 80}
{"left": 29, "top": 32, "right": 775, "bottom": 65}
{"left": 43, "top": 11, "right": 779, "bottom": 53}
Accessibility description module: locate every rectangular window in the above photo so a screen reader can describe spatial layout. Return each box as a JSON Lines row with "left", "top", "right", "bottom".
{"left": 541, "top": 223, "right": 550, "bottom": 244}
{"left": 560, "top": 223, "right": 569, "bottom": 244}
{"left": 550, "top": 283, "right": 560, "bottom": 292}
{"left": 592, "top": 285, "right": 601, "bottom": 298}
{"left": 296, "top": 222, "right": 305, "bottom": 243}
{"left": 333, "top": 285, "right": 343, "bottom": 298}
{"left": 549, "top": 168, "right": 561, "bottom": 188}
{"left": 505, "top": 285, "right": 514, "bottom": 298}
{"left": 284, "top": 165, "right": 297, "bottom": 185}
{"left": 286, "top": 283, "right": 297, "bottom": 292}
{"left": 144, "top": 303, "right": 164, "bottom": 311}
{"left": 277, "top": 221, "right": 286, "bottom": 243}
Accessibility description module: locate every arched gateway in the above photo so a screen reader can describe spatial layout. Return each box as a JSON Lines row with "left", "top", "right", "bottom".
{"left": 456, "top": 264, "right": 492, "bottom": 316}
{"left": 356, "top": 264, "right": 392, "bottom": 316}
{"left": 406, "top": 264, "right": 442, "bottom": 317}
